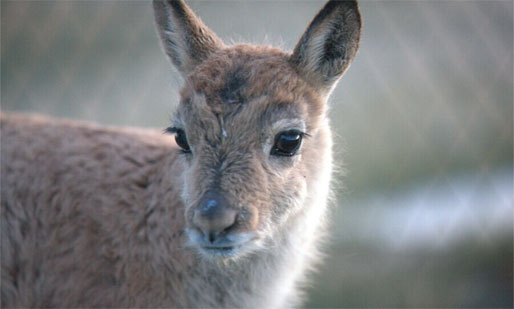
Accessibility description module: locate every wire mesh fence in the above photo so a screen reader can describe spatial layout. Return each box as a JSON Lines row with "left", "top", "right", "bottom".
{"left": 1, "top": 0, "right": 512, "bottom": 307}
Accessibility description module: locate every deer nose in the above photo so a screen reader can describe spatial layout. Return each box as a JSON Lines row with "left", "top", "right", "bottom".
{"left": 192, "top": 191, "right": 238, "bottom": 243}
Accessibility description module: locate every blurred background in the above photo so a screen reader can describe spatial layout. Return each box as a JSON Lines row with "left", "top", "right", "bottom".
{"left": 2, "top": 0, "right": 512, "bottom": 307}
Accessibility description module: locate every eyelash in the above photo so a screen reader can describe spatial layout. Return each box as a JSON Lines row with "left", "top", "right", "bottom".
{"left": 165, "top": 126, "right": 192, "bottom": 154}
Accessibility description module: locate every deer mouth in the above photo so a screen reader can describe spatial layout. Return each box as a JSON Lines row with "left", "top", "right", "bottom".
{"left": 186, "top": 229, "right": 261, "bottom": 258}
{"left": 201, "top": 245, "right": 237, "bottom": 257}
{"left": 199, "top": 238, "right": 258, "bottom": 258}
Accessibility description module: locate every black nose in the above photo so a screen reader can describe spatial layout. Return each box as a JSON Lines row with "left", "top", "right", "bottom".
{"left": 192, "top": 191, "right": 237, "bottom": 243}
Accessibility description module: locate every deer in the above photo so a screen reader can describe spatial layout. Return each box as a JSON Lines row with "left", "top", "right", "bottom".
{"left": 0, "top": 0, "right": 361, "bottom": 307}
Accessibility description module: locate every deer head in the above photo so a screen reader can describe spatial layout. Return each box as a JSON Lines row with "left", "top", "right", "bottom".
{"left": 153, "top": 0, "right": 361, "bottom": 258}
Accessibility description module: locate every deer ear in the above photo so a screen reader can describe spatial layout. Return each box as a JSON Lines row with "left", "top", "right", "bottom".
{"left": 290, "top": 0, "right": 361, "bottom": 95}
{"left": 153, "top": 0, "right": 224, "bottom": 76}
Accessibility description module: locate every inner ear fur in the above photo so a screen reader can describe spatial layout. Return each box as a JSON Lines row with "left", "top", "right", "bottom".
{"left": 153, "top": 0, "right": 225, "bottom": 76}
{"left": 290, "top": 0, "right": 362, "bottom": 94}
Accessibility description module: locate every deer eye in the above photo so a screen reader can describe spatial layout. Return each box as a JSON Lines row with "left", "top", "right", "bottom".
{"left": 174, "top": 129, "right": 191, "bottom": 153}
{"left": 166, "top": 127, "right": 191, "bottom": 153}
{"left": 271, "top": 130, "right": 304, "bottom": 157}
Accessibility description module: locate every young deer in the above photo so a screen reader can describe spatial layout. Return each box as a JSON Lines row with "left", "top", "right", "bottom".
{"left": 1, "top": 0, "right": 361, "bottom": 307}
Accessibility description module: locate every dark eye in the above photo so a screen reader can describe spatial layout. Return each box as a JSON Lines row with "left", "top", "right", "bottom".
{"left": 271, "top": 130, "right": 304, "bottom": 157}
{"left": 166, "top": 127, "right": 191, "bottom": 153}
{"left": 174, "top": 129, "right": 191, "bottom": 153}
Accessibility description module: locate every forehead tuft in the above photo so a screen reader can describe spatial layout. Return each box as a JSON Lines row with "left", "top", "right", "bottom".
{"left": 176, "top": 45, "right": 325, "bottom": 134}
{"left": 185, "top": 45, "right": 312, "bottom": 108}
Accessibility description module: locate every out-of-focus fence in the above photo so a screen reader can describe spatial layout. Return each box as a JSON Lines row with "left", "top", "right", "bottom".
{"left": 2, "top": 1, "right": 512, "bottom": 307}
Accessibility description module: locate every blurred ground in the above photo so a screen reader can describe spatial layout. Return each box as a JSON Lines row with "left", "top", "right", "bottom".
{"left": 1, "top": 1, "right": 512, "bottom": 307}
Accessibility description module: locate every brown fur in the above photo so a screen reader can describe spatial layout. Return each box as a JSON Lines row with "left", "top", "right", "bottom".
{"left": 1, "top": 1, "right": 361, "bottom": 307}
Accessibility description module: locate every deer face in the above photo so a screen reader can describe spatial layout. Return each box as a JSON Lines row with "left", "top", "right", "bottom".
{"left": 153, "top": 0, "right": 361, "bottom": 259}
{"left": 170, "top": 47, "right": 327, "bottom": 258}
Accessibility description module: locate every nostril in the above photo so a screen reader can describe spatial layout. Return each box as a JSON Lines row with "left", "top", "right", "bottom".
{"left": 192, "top": 191, "right": 239, "bottom": 243}
{"left": 193, "top": 208, "right": 238, "bottom": 240}
{"left": 208, "top": 232, "right": 216, "bottom": 243}
{"left": 221, "top": 208, "right": 237, "bottom": 231}
{"left": 223, "top": 223, "right": 235, "bottom": 233}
